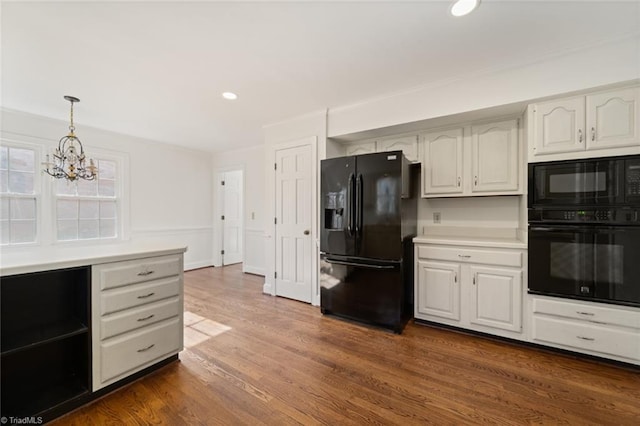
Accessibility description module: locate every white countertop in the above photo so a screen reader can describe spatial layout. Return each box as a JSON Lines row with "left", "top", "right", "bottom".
{"left": 0, "top": 243, "right": 188, "bottom": 276}
{"left": 413, "top": 234, "right": 527, "bottom": 249}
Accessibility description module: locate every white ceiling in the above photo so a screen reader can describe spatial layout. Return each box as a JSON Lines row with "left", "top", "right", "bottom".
{"left": 2, "top": 1, "right": 639, "bottom": 152}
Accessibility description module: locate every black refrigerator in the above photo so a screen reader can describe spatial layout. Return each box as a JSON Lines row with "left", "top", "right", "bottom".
{"left": 320, "top": 150, "right": 416, "bottom": 333}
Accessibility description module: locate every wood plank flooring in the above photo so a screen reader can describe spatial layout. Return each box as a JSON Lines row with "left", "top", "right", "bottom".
{"left": 54, "top": 265, "right": 640, "bottom": 425}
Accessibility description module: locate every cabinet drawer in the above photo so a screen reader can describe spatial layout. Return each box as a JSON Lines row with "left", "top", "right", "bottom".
{"left": 96, "top": 254, "right": 182, "bottom": 290}
{"left": 101, "top": 297, "right": 181, "bottom": 339}
{"left": 102, "top": 276, "right": 180, "bottom": 315}
{"left": 417, "top": 246, "right": 522, "bottom": 267}
{"left": 533, "top": 298, "right": 640, "bottom": 329}
{"left": 100, "top": 318, "right": 181, "bottom": 383}
{"left": 532, "top": 316, "right": 640, "bottom": 361}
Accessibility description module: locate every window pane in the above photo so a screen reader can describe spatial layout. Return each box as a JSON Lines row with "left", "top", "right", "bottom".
{"left": 57, "top": 219, "right": 78, "bottom": 240}
{"left": 57, "top": 200, "right": 78, "bottom": 219}
{"left": 79, "top": 219, "right": 99, "bottom": 239}
{"left": 10, "top": 198, "right": 36, "bottom": 220}
{"left": 10, "top": 220, "right": 36, "bottom": 243}
{"left": 0, "top": 147, "right": 8, "bottom": 170}
{"left": 9, "top": 171, "right": 34, "bottom": 194}
{"left": 98, "top": 179, "right": 115, "bottom": 197}
{"left": 100, "top": 201, "right": 117, "bottom": 219}
{"left": 56, "top": 179, "right": 77, "bottom": 196}
{"left": 77, "top": 178, "right": 97, "bottom": 196}
{"left": 0, "top": 171, "right": 7, "bottom": 193}
{"left": 1, "top": 220, "right": 9, "bottom": 244}
{"left": 100, "top": 219, "right": 117, "bottom": 238}
{"left": 79, "top": 200, "right": 99, "bottom": 219}
{"left": 98, "top": 160, "right": 116, "bottom": 180}
{"left": 9, "top": 148, "right": 35, "bottom": 172}
{"left": 0, "top": 198, "right": 8, "bottom": 219}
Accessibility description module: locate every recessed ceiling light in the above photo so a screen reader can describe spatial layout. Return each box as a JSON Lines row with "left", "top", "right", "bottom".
{"left": 222, "top": 92, "right": 238, "bottom": 100}
{"left": 450, "top": 0, "right": 481, "bottom": 17}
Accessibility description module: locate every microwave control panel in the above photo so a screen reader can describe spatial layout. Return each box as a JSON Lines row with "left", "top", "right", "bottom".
{"left": 627, "top": 161, "right": 640, "bottom": 196}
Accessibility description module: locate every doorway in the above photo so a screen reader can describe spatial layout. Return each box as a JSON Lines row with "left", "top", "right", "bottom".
{"left": 216, "top": 169, "right": 243, "bottom": 266}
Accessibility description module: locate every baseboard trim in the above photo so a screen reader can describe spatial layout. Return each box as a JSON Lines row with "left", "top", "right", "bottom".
{"left": 185, "top": 260, "right": 213, "bottom": 271}
{"left": 263, "top": 282, "right": 273, "bottom": 295}
{"left": 243, "top": 265, "right": 265, "bottom": 276}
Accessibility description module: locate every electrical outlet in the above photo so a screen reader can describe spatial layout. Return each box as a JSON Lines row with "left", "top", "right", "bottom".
{"left": 433, "top": 212, "right": 441, "bottom": 224}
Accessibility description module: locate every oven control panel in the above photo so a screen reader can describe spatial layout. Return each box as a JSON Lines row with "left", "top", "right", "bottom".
{"left": 529, "top": 208, "right": 640, "bottom": 224}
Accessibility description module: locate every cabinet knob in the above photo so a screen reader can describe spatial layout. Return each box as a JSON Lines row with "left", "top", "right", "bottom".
{"left": 578, "top": 129, "right": 583, "bottom": 143}
{"left": 457, "top": 177, "right": 461, "bottom": 187}
{"left": 591, "top": 127, "right": 595, "bottom": 141}
{"left": 304, "top": 230, "right": 310, "bottom": 235}
{"left": 474, "top": 176, "right": 478, "bottom": 186}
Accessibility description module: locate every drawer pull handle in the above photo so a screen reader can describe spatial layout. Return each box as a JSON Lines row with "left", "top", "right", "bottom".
{"left": 137, "top": 344, "right": 155, "bottom": 353}
{"left": 137, "top": 314, "right": 155, "bottom": 322}
{"left": 138, "top": 270, "right": 155, "bottom": 276}
{"left": 577, "top": 336, "right": 595, "bottom": 341}
{"left": 576, "top": 311, "right": 594, "bottom": 316}
{"left": 458, "top": 255, "right": 471, "bottom": 259}
{"left": 137, "top": 292, "right": 156, "bottom": 299}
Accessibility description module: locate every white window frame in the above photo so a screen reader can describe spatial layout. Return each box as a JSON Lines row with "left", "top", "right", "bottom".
{"left": 51, "top": 148, "right": 130, "bottom": 246}
{"left": 0, "top": 138, "right": 42, "bottom": 247}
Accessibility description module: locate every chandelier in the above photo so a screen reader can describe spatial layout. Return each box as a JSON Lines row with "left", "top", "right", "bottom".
{"left": 42, "top": 95, "right": 97, "bottom": 181}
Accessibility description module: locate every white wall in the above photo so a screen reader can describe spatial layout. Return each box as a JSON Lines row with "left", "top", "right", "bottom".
{"left": 1, "top": 108, "right": 213, "bottom": 270}
{"left": 211, "top": 144, "right": 266, "bottom": 275}
{"left": 328, "top": 36, "right": 640, "bottom": 138}
{"left": 417, "top": 196, "right": 521, "bottom": 234}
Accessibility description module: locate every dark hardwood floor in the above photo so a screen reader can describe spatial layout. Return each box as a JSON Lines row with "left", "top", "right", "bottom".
{"left": 54, "top": 265, "right": 640, "bottom": 425}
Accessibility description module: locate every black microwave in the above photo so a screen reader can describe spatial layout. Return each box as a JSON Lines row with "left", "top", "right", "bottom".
{"left": 528, "top": 155, "right": 640, "bottom": 208}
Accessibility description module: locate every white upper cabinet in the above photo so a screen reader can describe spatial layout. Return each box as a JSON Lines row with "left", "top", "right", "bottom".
{"left": 471, "top": 120, "right": 519, "bottom": 193}
{"left": 376, "top": 135, "right": 419, "bottom": 163}
{"left": 344, "top": 135, "right": 419, "bottom": 163}
{"left": 421, "top": 128, "right": 464, "bottom": 196}
{"left": 421, "top": 120, "right": 521, "bottom": 198}
{"left": 530, "top": 85, "right": 640, "bottom": 162}
{"left": 344, "top": 141, "right": 376, "bottom": 156}
{"left": 587, "top": 87, "right": 640, "bottom": 150}
{"left": 532, "top": 97, "right": 585, "bottom": 155}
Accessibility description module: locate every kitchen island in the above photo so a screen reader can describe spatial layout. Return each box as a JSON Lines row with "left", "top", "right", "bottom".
{"left": 0, "top": 244, "right": 187, "bottom": 423}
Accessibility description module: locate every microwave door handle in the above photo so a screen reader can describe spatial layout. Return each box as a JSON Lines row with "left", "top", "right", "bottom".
{"left": 530, "top": 225, "right": 595, "bottom": 233}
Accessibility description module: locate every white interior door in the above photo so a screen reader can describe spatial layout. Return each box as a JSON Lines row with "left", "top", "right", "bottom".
{"left": 220, "top": 169, "right": 243, "bottom": 265}
{"left": 275, "top": 144, "right": 312, "bottom": 303}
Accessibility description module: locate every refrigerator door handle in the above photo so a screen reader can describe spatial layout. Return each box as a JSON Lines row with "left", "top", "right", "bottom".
{"left": 324, "top": 258, "right": 396, "bottom": 269}
{"left": 347, "top": 173, "right": 355, "bottom": 236}
{"left": 355, "top": 174, "right": 363, "bottom": 236}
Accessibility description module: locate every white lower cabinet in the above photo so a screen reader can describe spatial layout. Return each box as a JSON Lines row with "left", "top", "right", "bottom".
{"left": 415, "top": 244, "right": 525, "bottom": 339}
{"left": 92, "top": 254, "right": 184, "bottom": 391}
{"left": 530, "top": 296, "right": 640, "bottom": 365}
{"left": 469, "top": 266, "right": 522, "bottom": 332}
{"left": 416, "top": 261, "right": 460, "bottom": 321}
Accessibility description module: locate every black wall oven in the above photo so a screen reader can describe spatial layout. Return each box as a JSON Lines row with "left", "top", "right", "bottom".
{"left": 528, "top": 155, "right": 640, "bottom": 307}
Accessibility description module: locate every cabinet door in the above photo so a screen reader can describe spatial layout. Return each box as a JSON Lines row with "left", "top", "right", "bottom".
{"left": 345, "top": 141, "right": 376, "bottom": 156}
{"left": 586, "top": 87, "right": 640, "bottom": 150}
{"left": 416, "top": 260, "right": 461, "bottom": 321}
{"left": 533, "top": 97, "right": 585, "bottom": 156}
{"left": 471, "top": 120, "right": 519, "bottom": 193}
{"left": 469, "top": 266, "right": 521, "bottom": 332}
{"left": 422, "top": 128, "right": 463, "bottom": 196}
{"left": 377, "top": 135, "right": 419, "bottom": 163}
